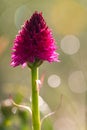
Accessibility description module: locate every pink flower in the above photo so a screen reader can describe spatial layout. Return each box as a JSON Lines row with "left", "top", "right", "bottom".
{"left": 11, "top": 11, "right": 59, "bottom": 67}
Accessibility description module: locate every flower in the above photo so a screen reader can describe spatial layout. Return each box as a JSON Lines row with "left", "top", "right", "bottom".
{"left": 11, "top": 11, "right": 59, "bottom": 67}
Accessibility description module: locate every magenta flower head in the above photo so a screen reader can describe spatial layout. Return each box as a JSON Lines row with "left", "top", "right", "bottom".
{"left": 11, "top": 11, "right": 59, "bottom": 67}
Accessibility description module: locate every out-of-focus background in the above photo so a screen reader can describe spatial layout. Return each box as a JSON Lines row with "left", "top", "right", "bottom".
{"left": 0, "top": 0, "right": 87, "bottom": 130}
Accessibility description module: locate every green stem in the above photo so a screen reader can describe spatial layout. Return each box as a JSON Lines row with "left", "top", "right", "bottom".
{"left": 31, "top": 66, "right": 41, "bottom": 130}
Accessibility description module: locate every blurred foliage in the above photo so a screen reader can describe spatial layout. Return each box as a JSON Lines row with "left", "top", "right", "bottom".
{"left": 0, "top": 94, "right": 54, "bottom": 130}
{"left": 0, "top": 94, "right": 31, "bottom": 130}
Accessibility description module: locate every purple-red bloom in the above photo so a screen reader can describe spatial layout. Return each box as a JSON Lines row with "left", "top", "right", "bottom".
{"left": 11, "top": 11, "right": 59, "bottom": 67}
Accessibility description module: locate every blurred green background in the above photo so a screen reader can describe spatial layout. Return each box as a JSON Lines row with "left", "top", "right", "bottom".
{"left": 0, "top": 0, "right": 87, "bottom": 130}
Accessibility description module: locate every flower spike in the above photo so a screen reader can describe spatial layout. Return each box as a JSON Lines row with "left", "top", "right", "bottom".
{"left": 11, "top": 11, "right": 59, "bottom": 67}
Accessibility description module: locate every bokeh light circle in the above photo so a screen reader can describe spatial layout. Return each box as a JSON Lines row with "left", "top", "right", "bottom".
{"left": 54, "top": 117, "right": 77, "bottom": 130}
{"left": 15, "top": 5, "right": 30, "bottom": 29}
{"left": 60, "top": 35, "right": 80, "bottom": 55}
{"left": 48, "top": 74, "right": 61, "bottom": 88}
{"left": 68, "top": 71, "right": 87, "bottom": 93}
